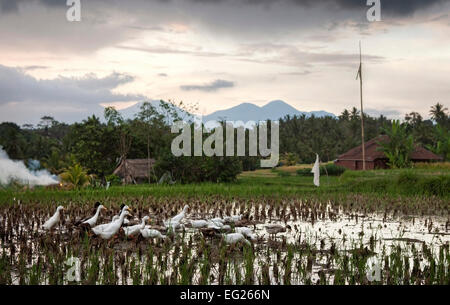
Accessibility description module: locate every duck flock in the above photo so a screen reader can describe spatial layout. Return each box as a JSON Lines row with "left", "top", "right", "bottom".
{"left": 41, "top": 202, "right": 286, "bottom": 246}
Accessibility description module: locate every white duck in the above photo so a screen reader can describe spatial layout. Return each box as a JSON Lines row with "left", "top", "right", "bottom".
{"left": 82, "top": 205, "right": 107, "bottom": 227}
{"left": 235, "top": 227, "right": 257, "bottom": 241}
{"left": 140, "top": 227, "right": 166, "bottom": 239}
{"left": 207, "top": 220, "right": 223, "bottom": 230}
{"left": 92, "top": 210, "right": 131, "bottom": 239}
{"left": 223, "top": 233, "right": 251, "bottom": 246}
{"left": 43, "top": 206, "right": 64, "bottom": 230}
{"left": 190, "top": 219, "right": 209, "bottom": 228}
{"left": 92, "top": 206, "right": 130, "bottom": 235}
{"left": 164, "top": 205, "right": 189, "bottom": 231}
{"left": 224, "top": 215, "right": 242, "bottom": 223}
{"left": 166, "top": 221, "right": 184, "bottom": 233}
{"left": 110, "top": 205, "right": 130, "bottom": 224}
{"left": 210, "top": 217, "right": 224, "bottom": 223}
{"left": 170, "top": 205, "right": 189, "bottom": 223}
{"left": 123, "top": 216, "right": 149, "bottom": 237}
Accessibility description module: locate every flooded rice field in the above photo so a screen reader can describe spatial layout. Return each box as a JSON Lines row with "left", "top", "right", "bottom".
{"left": 0, "top": 196, "right": 449, "bottom": 285}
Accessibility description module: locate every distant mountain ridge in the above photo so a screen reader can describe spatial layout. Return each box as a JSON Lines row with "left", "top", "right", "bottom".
{"left": 119, "top": 100, "right": 335, "bottom": 122}
{"left": 202, "top": 100, "right": 335, "bottom": 122}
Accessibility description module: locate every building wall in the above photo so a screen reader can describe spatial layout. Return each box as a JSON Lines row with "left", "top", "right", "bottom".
{"left": 335, "top": 160, "right": 356, "bottom": 170}
{"left": 374, "top": 159, "right": 388, "bottom": 169}
{"left": 355, "top": 160, "right": 375, "bottom": 170}
{"left": 335, "top": 160, "right": 377, "bottom": 170}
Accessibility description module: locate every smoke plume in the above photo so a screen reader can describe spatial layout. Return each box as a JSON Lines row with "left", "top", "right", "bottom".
{"left": 0, "top": 147, "right": 59, "bottom": 186}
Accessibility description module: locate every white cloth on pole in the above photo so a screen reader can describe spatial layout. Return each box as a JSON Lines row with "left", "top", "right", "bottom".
{"left": 311, "top": 154, "right": 320, "bottom": 187}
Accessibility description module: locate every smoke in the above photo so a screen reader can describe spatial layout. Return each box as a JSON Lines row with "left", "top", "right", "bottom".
{"left": 27, "top": 159, "right": 41, "bottom": 171}
{"left": 0, "top": 147, "right": 59, "bottom": 186}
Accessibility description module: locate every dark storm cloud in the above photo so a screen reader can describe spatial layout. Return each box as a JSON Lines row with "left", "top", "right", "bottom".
{"left": 0, "top": 65, "right": 143, "bottom": 105}
{"left": 335, "top": 0, "right": 447, "bottom": 16}
{"left": 180, "top": 79, "right": 235, "bottom": 92}
{"left": 185, "top": 0, "right": 448, "bottom": 16}
{"left": 0, "top": 0, "right": 66, "bottom": 13}
{"left": 3, "top": 0, "right": 446, "bottom": 16}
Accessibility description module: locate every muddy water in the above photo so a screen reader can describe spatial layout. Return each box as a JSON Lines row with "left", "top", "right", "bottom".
{"left": 1, "top": 202, "right": 449, "bottom": 285}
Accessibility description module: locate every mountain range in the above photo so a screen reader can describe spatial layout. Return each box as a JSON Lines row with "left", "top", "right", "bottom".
{"left": 202, "top": 100, "right": 334, "bottom": 122}
{"left": 119, "top": 100, "right": 335, "bottom": 122}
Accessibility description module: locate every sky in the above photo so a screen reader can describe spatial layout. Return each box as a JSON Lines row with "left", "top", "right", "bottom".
{"left": 0, "top": 0, "right": 449, "bottom": 125}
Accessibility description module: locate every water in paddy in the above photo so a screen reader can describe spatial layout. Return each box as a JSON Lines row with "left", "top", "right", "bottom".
{"left": 0, "top": 201, "right": 448, "bottom": 285}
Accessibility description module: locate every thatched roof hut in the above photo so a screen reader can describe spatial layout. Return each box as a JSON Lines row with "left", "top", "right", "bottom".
{"left": 334, "top": 135, "right": 443, "bottom": 170}
{"left": 113, "top": 159, "right": 155, "bottom": 184}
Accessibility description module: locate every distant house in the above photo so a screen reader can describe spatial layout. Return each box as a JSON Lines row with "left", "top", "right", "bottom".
{"left": 334, "top": 135, "right": 442, "bottom": 170}
{"left": 113, "top": 159, "right": 155, "bottom": 184}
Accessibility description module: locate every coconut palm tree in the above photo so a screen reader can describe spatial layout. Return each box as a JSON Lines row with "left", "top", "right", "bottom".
{"left": 429, "top": 103, "right": 448, "bottom": 125}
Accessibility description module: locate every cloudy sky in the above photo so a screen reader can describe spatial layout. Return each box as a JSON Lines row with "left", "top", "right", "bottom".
{"left": 0, "top": 0, "right": 449, "bottom": 124}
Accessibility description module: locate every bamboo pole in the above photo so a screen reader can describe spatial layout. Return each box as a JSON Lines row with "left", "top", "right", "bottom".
{"left": 359, "top": 41, "right": 366, "bottom": 170}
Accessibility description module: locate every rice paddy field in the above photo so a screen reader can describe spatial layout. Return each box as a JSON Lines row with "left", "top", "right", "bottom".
{"left": 0, "top": 168, "right": 449, "bottom": 285}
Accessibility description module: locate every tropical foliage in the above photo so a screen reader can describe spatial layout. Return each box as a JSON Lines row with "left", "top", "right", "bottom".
{"left": 377, "top": 121, "right": 414, "bottom": 168}
{"left": 59, "top": 164, "right": 91, "bottom": 188}
{"left": 0, "top": 102, "right": 448, "bottom": 184}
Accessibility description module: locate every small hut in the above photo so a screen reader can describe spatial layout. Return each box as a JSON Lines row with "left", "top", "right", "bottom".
{"left": 335, "top": 135, "right": 442, "bottom": 170}
{"left": 113, "top": 159, "right": 155, "bottom": 184}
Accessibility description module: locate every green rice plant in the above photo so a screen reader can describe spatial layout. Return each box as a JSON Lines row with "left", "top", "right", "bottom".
{"left": 0, "top": 252, "right": 12, "bottom": 284}
{"left": 199, "top": 246, "right": 211, "bottom": 285}
{"left": 243, "top": 246, "right": 255, "bottom": 285}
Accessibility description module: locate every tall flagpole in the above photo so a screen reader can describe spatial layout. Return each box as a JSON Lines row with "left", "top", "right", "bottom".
{"left": 359, "top": 41, "right": 366, "bottom": 170}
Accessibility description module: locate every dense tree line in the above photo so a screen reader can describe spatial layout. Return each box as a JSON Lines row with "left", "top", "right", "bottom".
{"left": 0, "top": 101, "right": 448, "bottom": 184}
{"left": 279, "top": 104, "right": 449, "bottom": 163}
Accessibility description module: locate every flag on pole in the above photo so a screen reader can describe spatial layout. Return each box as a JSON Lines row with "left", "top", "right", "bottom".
{"left": 311, "top": 154, "right": 320, "bottom": 187}
{"left": 356, "top": 63, "right": 361, "bottom": 80}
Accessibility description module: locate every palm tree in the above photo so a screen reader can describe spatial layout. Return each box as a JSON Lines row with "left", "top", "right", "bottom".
{"left": 429, "top": 103, "right": 448, "bottom": 124}
{"left": 60, "top": 164, "right": 91, "bottom": 188}
{"left": 339, "top": 109, "right": 350, "bottom": 121}
{"left": 350, "top": 107, "right": 360, "bottom": 121}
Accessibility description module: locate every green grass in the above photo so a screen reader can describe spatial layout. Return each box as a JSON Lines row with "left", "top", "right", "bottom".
{"left": 340, "top": 168, "right": 450, "bottom": 197}
{"left": 0, "top": 168, "right": 448, "bottom": 205}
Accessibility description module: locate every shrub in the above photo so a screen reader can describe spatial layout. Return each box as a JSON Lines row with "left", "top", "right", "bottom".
{"left": 396, "top": 171, "right": 419, "bottom": 186}
{"left": 277, "top": 171, "right": 291, "bottom": 177}
{"left": 154, "top": 154, "right": 242, "bottom": 184}
{"left": 342, "top": 170, "right": 449, "bottom": 197}
{"left": 296, "top": 168, "right": 311, "bottom": 176}
{"left": 323, "top": 164, "right": 347, "bottom": 176}
{"left": 281, "top": 152, "right": 299, "bottom": 166}
{"left": 105, "top": 174, "right": 121, "bottom": 186}
{"left": 297, "top": 164, "right": 346, "bottom": 176}
{"left": 414, "top": 162, "right": 450, "bottom": 170}
{"left": 418, "top": 176, "right": 450, "bottom": 196}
